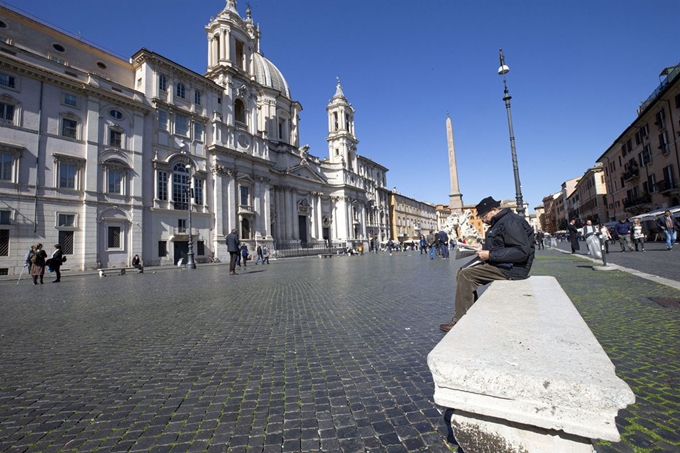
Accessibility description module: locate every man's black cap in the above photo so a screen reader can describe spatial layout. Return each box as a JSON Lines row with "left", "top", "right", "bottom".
{"left": 475, "top": 196, "right": 501, "bottom": 217}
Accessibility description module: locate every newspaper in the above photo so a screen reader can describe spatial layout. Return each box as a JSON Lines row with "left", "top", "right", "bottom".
{"left": 454, "top": 243, "right": 481, "bottom": 260}
{"left": 460, "top": 256, "right": 483, "bottom": 269}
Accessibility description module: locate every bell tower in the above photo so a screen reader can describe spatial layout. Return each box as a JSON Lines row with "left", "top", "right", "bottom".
{"left": 205, "top": 0, "right": 259, "bottom": 76}
{"left": 326, "top": 78, "right": 359, "bottom": 172}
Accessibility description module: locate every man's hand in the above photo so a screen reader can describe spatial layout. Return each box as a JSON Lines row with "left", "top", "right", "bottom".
{"left": 476, "top": 250, "right": 490, "bottom": 261}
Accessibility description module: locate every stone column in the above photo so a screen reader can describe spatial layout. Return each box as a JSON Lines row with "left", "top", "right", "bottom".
{"left": 347, "top": 199, "right": 353, "bottom": 240}
{"left": 254, "top": 177, "right": 261, "bottom": 238}
{"left": 330, "top": 198, "right": 337, "bottom": 240}
{"left": 262, "top": 181, "right": 270, "bottom": 239}
{"left": 308, "top": 192, "right": 316, "bottom": 240}
{"left": 335, "top": 197, "right": 347, "bottom": 242}
{"left": 288, "top": 189, "right": 297, "bottom": 240}
{"left": 226, "top": 170, "right": 236, "bottom": 233}
{"left": 272, "top": 187, "right": 279, "bottom": 241}
{"left": 315, "top": 193, "right": 323, "bottom": 240}
{"left": 221, "top": 30, "right": 228, "bottom": 62}
{"left": 360, "top": 203, "right": 366, "bottom": 239}
{"left": 212, "top": 166, "right": 225, "bottom": 239}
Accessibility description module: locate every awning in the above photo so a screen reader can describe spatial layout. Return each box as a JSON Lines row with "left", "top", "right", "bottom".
{"left": 629, "top": 205, "right": 680, "bottom": 222}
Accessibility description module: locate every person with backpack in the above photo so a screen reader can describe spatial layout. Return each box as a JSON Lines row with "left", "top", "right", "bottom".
{"left": 439, "top": 230, "right": 450, "bottom": 259}
{"left": 240, "top": 243, "right": 249, "bottom": 267}
{"left": 29, "top": 243, "right": 48, "bottom": 285}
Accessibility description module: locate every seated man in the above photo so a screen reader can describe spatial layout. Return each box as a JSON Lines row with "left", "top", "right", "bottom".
{"left": 132, "top": 254, "right": 144, "bottom": 273}
{"left": 440, "top": 196, "right": 535, "bottom": 332}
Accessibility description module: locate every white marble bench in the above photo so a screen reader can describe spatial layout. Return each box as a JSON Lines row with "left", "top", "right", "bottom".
{"left": 427, "top": 276, "right": 635, "bottom": 453}
{"left": 97, "top": 267, "right": 134, "bottom": 277}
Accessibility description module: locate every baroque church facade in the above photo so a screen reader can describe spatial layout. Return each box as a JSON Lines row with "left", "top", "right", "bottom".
{"left": 0, "top": 1, "right": 390, "bottom": 274}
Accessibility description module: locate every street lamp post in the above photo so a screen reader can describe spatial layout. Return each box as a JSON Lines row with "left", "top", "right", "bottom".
{"left": 498, "top": 48, "right": 525, "bottom": 217}
{"left": 180, "top": 142, "right": 196, "bottom": 269}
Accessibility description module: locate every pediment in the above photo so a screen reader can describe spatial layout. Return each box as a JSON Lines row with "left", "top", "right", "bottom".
{"left": 285, "top": 162, "right": 327, "bottom": 184}
{"left": 100, "top": 148, "right": 131, "bottom": 167}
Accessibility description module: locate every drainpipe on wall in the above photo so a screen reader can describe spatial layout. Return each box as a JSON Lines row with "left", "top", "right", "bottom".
{"left": 33, "top": 81, "right": 43, "bottom": 233}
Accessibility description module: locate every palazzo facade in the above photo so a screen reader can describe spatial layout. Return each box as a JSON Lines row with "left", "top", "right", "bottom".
{"left": 0, "top": 1, "right": 390, "bottom": 274}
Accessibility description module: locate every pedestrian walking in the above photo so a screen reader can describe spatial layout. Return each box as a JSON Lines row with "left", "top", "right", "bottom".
{"left": 439, "top": 230, "right": 450, "bottom": 259}
{"left": 240, "top": 243, "right": 249, "bottom": 267}
{"left": 598, "top": 224, "right": 611, "bottom": 254}
{"left": 226, "top": 229, "right": 240, "bottom": 275}
{"left": 262, "top": 245, "right": 270, "bottom": 264}
{"left": 535, "top": 230, "right": 545, "bottom": 250}
{"left": 16, "top": 249, "right": 31, "bottom": 285}
{"left": 567, "top": 219, "right": 580, "bottom": 254}
{"left": 655, "top": 210, "right": 680, "bottom": 250}
{"left": 426, "top": 230, "right": 437, "bottom": 260}
{"left": 583, "top": 220, "right": 599, "bottom": 256}
{"left": 614, "top": 218, "right": 634, "bottom": 252}
{"left": 632, "top": 219, "right": 646, "bottom": 252}
{"left": 29, "top": 243, "right": 48, "bottom": 285}
{"left": 254, "top": 245, "right": 264, "bottom": 264}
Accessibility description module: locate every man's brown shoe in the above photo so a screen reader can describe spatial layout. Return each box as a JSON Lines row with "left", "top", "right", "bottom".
{"left": 439, "top": 321, "right": 458, "bottom": 332}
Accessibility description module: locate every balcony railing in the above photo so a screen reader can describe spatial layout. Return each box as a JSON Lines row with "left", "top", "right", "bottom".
{"left": 656, "top": 179, "right": 677, "bottom": 193}
{"left": 171, "top": 227, "right": 197, "bottom": 236}
{"left": 638, "top": 64, "right": 680, "bottom": 114}
{"left": 622, "top": 168, "right": 640, "bottom": 181}
{"left": 623, "top": 193, "right": 652, "bottom": 209}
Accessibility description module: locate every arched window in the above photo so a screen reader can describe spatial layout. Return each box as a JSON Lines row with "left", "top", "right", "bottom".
{"left": 234, "top": 99, "right": 246, "bottom": 124}
{"left": 176, "top": 83, "right": 186, "bottom": 99}
{"left": 159, "top": 74, "right": 167, "bottom": 91}
{"left": 172, "top": 163, "right": 190, "bottom": 210}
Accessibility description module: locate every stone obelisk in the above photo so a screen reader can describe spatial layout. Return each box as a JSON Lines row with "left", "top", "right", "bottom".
{"left": 446, "top": 114, "right": 464, "bottom": 212}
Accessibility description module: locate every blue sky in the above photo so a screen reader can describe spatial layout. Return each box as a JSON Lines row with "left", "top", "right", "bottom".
{"left": 4, "top": 0, "right": 680, "bottom": 213}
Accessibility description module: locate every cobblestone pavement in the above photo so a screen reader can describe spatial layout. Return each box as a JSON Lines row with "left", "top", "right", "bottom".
{"left": 0, "top": 249, "right": 679, "bottom": 452}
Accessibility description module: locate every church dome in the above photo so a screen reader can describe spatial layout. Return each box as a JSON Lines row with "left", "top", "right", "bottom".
{"left": 253, "top": 53, "right": 290, "bottom": 98}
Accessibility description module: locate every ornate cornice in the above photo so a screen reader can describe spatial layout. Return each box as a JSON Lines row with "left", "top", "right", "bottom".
{"left": 0, "top": 57, "right": 151, "bottom": 113}
{"left": 212, "top": 164, "right": 235, "bottom": 176}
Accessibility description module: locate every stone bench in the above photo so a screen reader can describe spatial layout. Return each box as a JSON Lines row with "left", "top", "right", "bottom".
{"left": 318, "top": 253, "right": 333, "bottom": 258}
{"left": 97, "top": 267, "right": 135, "bottom": 277}
{"left": 427, "top": 276, "right": 635, "bottom": 453}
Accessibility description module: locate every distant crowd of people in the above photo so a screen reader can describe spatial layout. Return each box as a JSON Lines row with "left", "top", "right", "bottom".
{"left": 534, "top": 209, "right": 680, "bottom": 256}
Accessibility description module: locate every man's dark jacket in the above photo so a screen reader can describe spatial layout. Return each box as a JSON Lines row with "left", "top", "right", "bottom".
{"left": 483, "top": 208, "right": 535, "bottom": 280}
{"left": 655, "top": 215, "right": 680, "bottom": 231}
{"left": 614, "top": 220, "right": 631, "bottom": 236}
{"left": 226, "top": 233, "right": 240, "bottom": 252}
